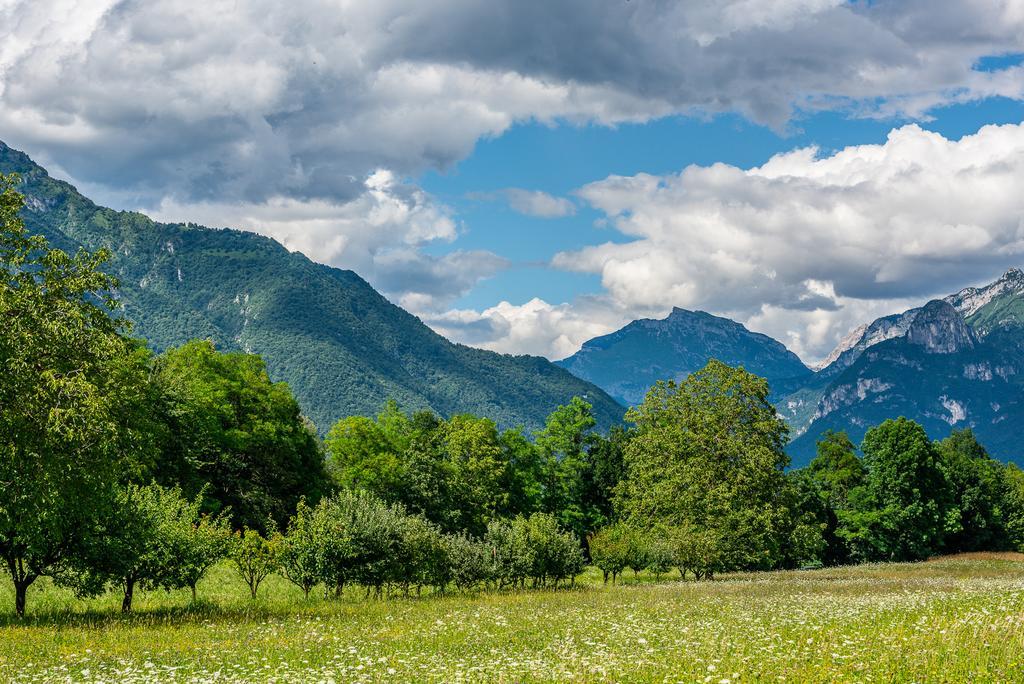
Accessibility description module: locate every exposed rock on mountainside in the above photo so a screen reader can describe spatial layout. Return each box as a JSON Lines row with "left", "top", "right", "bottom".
{"left": 906, "top": 300, "right": 975, "bottom": 354}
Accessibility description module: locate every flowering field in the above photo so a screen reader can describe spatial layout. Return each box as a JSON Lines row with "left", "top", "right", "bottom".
{"left": 1, "top": 555, "right": 1023, "bottom": 683}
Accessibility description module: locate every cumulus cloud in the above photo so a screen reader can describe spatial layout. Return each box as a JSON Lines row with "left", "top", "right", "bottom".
{"left": 471, "top": 189, "right": 576, "bottom": 218}
{"left": 423, "top": 296, "right": 644, "bottom": 359}
{"left": 2, "top": 0, "right": 1024, "bottom": 208}
{"left": 433, "top": 123, "right": 1024, "bottom": 362}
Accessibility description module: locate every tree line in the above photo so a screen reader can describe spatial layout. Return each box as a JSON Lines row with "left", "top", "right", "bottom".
{"left": 4, "top": 172, "right": 1024, "bottom": 617}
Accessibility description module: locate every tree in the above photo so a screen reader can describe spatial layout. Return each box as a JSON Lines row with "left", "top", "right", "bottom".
{"left": 231, "top": 526, "right": 280, "bottom": 600}
{"left": 168, "top": 507, "right": 233, "bottom": 602}
{"left": 646, "top": 537, "right": 676, "bottom": 580}
{"left": 445, "top": 533, "right": 491, "bottom": 591}
{"left": 485, "top": 518, "right": 532, "bottom": 589}
{"left": 839, "top": 418, "right": 952, "bottom": 562}
{"left": 589, "top": 524, "right": 630, "bottom": 584}
{"left": 279, "top": 500, "right": 321, "bottom": 599}
{"left": 436, "top": 415, "right": 510, "bottom": 536}
{"left": 615, "top": 360, "right": 791, "bottom": 572}
{"left": 582, "top": 426, "right": 630, "bottom": 534}
{"left": 1002, "top": 464, "right": 1024, "bottom": 552}
{"left": 0, "top": 174, "right": 154, "bottom": 616}
{"left": 809, "top": 431, "right": 865, "bottom": 500}
{"left": 668, "top": 525, "right": 724, "bottom": 580}
{"left": 536, "top": 397, "right": 600, "bottom": 543}
{"left": 325, "top": 405, "right": 409, "bottom": 502}
{"left": 937, "top": 429, "right": 1008, "bottom": 553}
{"left": 59, "top": 484, "right": 227, "bottom": 612}
{"left": 795, "top": 431, "right": 866, "bottom": 566}
{"left": 522, "top": 513, "right": 585, "bottom": 587}
{"left": 153, "top": 340, "right": 331, "bottom": 531}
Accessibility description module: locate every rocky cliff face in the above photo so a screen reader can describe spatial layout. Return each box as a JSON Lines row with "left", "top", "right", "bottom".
{"left": 905, "top": 300, "right": 975, "bottom": 354}
{"left": 815, "top": 308, "right": 920, "bottom": 377}
{"left": 946, "top": 267, "right": 1024, "bottom": 319}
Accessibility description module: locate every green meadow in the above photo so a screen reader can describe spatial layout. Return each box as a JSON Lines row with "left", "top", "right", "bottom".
{"left": 2, "top": 554, "right": 1023, "bottom": 683}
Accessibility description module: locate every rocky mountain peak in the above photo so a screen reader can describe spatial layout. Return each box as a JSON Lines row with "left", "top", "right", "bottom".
{"left": 906, "top": 300, "right": 975, "bottom": 353}
{"left": 945, "top": 266, "right": 1024, "bottom": 318}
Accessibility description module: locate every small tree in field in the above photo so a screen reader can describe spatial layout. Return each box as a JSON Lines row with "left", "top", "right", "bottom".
{"left": 589, "top": 524, "right": 630, "bottom": 584}
{"left": 60, "top": 484, "right": 221, "bottom": 612}
{"left": 168, "top": 509, "right": 233, "bottom": 602}
{"left": 485, "top": 519, "right": 532, "bottom": 589}
{"left": 279, "top": 500, "right": 320, "bottom": 599}
{"left": 231, "top": 527, "right": 280, "bottom": 600}
{"left": 646, "top": 536, "right": 675, "bottom": 580}
{"left": 446, "top": 533, "right": 492, "bottom": 591}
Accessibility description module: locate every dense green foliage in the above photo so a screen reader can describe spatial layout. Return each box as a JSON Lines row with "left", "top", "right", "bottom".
{"left": 0, "top": 141, "right": 624, "bottom": 435}
{"left": 0, "top": 173, "right": 154, "bottom": 616}
{"left": 324, "top": 398, "right": 627, "bottom": 540}
{"left": 796, "top": 425, "right": 1024, "bottom": 564}
{"left": 615, "top": 361, "right": 796, "bottom": 572}
{"left": 152, "top": 340, "right": 331, "bottom": 530}
{"left": 58, "top": 484, "right": 231, "bottom": 612}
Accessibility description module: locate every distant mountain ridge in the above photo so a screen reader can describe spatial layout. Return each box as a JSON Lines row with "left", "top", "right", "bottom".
{"left": 558, "top": 269, "right": 1024, "bottom": 466}
{"left": 556, "top": 307, "right": 811, "bottom": 406}
{"left": 0, "top": 140, "right": 625, "bottom": 433}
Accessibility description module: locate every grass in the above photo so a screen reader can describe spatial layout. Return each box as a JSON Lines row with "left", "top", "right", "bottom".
{"left": 1, "top": 555, "right": 1023, "bottom": 682}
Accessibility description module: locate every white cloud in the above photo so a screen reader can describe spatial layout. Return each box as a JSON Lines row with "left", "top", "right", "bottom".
{"left": 3, "top": 1, "right": 1024, "bottom": 357}
{"left": 423, "top": 296, "right": 642, "bottom": 360}
{"left": 2, "top": 0, "right": 1024, "bottom": 209}
{"left": 434, "top": 122, "right": 1024, "bottom": 362}
{"left": 470, "top": 188, "right": 576, "bottom": 218}
{"left": 500, "top": 189, "right": 576, "bottom": 218}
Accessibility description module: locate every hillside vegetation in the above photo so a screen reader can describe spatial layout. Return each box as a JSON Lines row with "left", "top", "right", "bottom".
{"left": 0, "top": 141, "right": 624, "bottom": 434}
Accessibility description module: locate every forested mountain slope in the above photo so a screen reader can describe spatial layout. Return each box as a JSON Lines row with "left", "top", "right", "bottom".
{"left": 1, "top": 141, "right": 624, "bottom": 433}
{"left": 556, "top": 307, "right": 811, "bottom": 406}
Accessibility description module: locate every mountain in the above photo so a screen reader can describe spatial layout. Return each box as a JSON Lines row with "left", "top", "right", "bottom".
{"left": 785, "top": 272, "right": 1024, "bottom": 466}
{"left": 554, "top": 267, "right": 1024, "bottom": 467}
{"left": 556, "top": 307, "right": 812, "bottom": 406}
{"left": 0, "top": 141, "right": 624, "bottom": 433}
{"left": 787, "top": 298, "right": 1023, "bottom": 464}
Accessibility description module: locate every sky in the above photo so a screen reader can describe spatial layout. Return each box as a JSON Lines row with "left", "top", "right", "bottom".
{"left": 3, "top": 0, "right": 1024, "bottom": 363}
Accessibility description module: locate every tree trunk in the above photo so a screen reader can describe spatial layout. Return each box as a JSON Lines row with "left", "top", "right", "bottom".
{"left": 191, "top": 583, "right": 197, "bottom": 603}
{"left": 122, "top": 578, "right": 135, "bottom": 613}
{"left": 249, "top": 580, "right": 258, "bottom": 600}
{"left": 14, "top": 580, "right": 29, "bottom": 618}
{"left": 8, "top": 557, "right": 38, "bottom": 618}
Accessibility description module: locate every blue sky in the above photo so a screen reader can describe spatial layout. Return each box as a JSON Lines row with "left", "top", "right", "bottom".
{"left": 4, "top": 1, "right": 1024, "bottom": 361}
